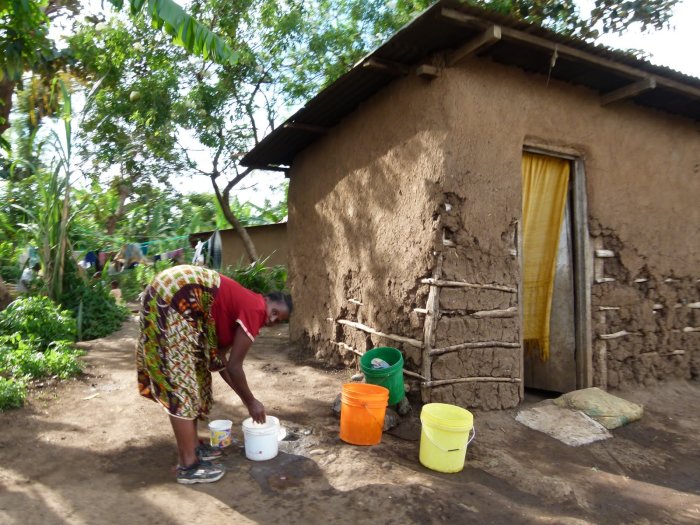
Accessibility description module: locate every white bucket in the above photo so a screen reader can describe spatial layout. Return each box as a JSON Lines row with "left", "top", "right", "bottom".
{"left": 242, "top": 416, "right": 286, "bottom": 461}
{"left": 209, "top": 419, "right": 233, "bottom": 448}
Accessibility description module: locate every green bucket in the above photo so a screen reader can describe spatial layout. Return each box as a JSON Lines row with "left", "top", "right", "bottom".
{"left": 360, "top": 347, "right": 405, "bottom": 405}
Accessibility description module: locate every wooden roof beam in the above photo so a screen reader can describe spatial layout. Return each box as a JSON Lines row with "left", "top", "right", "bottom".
{"left": 362, "top": 58, "right": 409, "bottom": 76}
{"left": 439, "top": 7, "right": 487, "bottom": 28}
{"left": 447, "top": 25, "right": 502, "bottom": 66}
{"left": 415, "top": 64, "right": 441, "bottom": 79}
{"left": 497, "top": 26, "right": 700, "bottom": 99}
{"left": 601, "top": 77, "right": 656, "bottom": 106}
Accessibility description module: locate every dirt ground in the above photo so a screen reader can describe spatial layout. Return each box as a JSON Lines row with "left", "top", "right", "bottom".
{"left": 0, "top": 317, "right": 698, "bottom": 525}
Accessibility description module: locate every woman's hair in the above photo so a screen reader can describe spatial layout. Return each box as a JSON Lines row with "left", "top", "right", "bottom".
{"left": 111, "top": 280, "right": 119, "bottom": 289}
{"left": 265, "top": 291, "right": 293, "bottom": 314}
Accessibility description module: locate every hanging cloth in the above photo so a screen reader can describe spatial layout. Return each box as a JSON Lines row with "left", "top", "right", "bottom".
{"left": 208, "top": 231, "right": 223, "bottom": 270}
{"left": 521, "top": 152, "right": 570, "bottom": 362}
{"left": 192, "top": 240, "right": 206, "bottom": 265}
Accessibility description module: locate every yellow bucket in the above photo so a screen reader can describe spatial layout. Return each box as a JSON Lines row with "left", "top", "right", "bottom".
{"left": 419, "top": 403, "right": 475, "bottom": 473}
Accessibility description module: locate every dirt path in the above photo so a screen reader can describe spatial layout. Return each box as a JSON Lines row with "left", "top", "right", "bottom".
{"left": 1, "top": 318, "right": 698, "bottom": 524}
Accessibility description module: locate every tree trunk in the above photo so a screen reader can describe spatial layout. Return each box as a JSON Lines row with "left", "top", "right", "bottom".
{"left": 219, "top": 197, "right": 259, "bottom": 263}
{"left": 210, "top": 171, "right": 259, "bottom": 263}
{"left": 0, "top": 277, "right": 11, "bottom": 311}
{"left": 0, "top": 80, "right": 16, "bottom": 136}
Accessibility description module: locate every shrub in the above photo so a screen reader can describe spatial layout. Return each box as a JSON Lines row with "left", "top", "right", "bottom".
{"left": 221, "top": 259, "right": 287, "bottom": 294}
{"left": 0, "top": 378, "right": 25, "bottom": 411}
{"left": 0, "top": 334, "right": 83, "bottom": 410}
{"left": 60, "top": 271, "right": 129, "bottom": 341}
{"left": 0, "top": 296, "right": 76, "bottom": 347}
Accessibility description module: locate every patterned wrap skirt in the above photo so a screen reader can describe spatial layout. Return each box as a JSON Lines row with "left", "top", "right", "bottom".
{"left": 136, "top": 265, "right": 225, "bottom": 420}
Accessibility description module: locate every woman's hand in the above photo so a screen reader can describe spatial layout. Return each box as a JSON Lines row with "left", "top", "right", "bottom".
{"left": 246, "top": 398, "right": 266, "bottom": 424}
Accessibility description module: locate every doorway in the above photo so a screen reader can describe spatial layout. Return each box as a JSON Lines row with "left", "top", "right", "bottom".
{"left": 520, "top": 149, "right": 591, "bottom": 394}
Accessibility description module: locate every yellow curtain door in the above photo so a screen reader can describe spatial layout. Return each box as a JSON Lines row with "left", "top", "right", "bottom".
{"left": 522, "top": 152, "right": 570, "bottom": 361}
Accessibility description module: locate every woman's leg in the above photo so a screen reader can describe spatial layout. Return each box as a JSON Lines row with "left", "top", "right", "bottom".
{"left": 169, "top": 416, "right": 198, "bottom": 467}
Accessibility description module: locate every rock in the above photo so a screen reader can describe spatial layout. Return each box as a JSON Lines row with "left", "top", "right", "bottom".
{"left": 383, "top": 408, "right": 400, "bottom": 431}
{"left": 331, "top": 393, "right": 342, "bottom": 417}
{"left": 309, "top": 449, "right": 326, "bottom": 456}
{"left": 381, "top": 461, "right": 392, "bottom": 469}
{"left": 396, "top": 396, "right": 412, "bottom": 416}
{"left": 351, "top": 373, "right": 364, "bottom": 382}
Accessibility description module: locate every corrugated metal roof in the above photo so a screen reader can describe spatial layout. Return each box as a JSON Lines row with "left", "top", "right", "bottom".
{"left": 242, "top": 0, "right": 700, "bottom": 169}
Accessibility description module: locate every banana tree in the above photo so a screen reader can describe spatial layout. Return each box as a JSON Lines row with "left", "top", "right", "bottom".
{"left": 107, "top": 0, "right": 238, "bottom": 65}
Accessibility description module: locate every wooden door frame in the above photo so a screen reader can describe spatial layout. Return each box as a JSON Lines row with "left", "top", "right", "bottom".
{"left": 521, "top": 145, "right": 593, "bottom": 390}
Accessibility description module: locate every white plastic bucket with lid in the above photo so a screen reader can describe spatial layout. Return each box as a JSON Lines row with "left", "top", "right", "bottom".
{"left": 209, "top": 419, "right": 233, "bottom": 448}
{"left": 242, "top": 416, "right": 286, "bottom": 461}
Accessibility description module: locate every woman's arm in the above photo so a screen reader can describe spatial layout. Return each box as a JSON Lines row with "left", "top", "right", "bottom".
{"left": 218, "top": 327, "right": 266, "bottom": 423}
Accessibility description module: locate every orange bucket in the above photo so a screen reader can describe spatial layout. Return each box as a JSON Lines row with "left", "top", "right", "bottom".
{"left": 339, "top": 383, "right": 389, "bottom": 445}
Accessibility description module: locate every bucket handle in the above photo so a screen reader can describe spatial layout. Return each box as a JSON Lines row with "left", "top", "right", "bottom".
{"left": 422, "top": 426, "right": 476, "bottom": 453}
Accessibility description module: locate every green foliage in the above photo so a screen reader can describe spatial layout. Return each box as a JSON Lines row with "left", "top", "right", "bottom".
{"left": 0, "top": 377, "right": 25, "bottom": 411}
{"left": 0, "top": 296, "right": 76, "bottom": 347}
{"left": 111, "top": 260, "right": 173, "bottom": 301}
{"left": 476, "top": 0, "right": 680, "bottom": 39}
{"left": 59, "top": 268, "right": 129, "bottom": 341}
{"left": 0, "top": 334, "right": 83, "bottom": 411}
{"left": 221, "top": 259, "right": 287, "bottom": 294}
{"left": 108, "top": 0, "right": 238, "bottom": 65}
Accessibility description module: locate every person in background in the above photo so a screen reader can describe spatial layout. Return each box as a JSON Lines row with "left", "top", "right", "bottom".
{"left": 136, "top": 265, "right": 292, "bottom": 485}
{"left": 109, "top": 280, "right": 123, "bottom": 304}
{"left": 17, "top": 263, "right": 40, "bottom": 294}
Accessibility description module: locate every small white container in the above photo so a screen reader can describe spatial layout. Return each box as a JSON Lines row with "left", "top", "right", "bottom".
{"left": 241, "top": 416, "right": 286, "bottom": 461}
{"left": 209, "top": 419, "right": 233, "bottom": 448}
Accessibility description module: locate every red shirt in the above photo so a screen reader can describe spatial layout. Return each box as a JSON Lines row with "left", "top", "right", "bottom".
{"left": 211, "top": 275, "right": 267, "bottom": 347}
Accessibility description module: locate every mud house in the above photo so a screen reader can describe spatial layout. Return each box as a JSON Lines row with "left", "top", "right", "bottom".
{"left": 189, "top": 222, "right": 288, "bottom": 268}
{"left": 242, "top": 1, "right": 700, "bottom": 409}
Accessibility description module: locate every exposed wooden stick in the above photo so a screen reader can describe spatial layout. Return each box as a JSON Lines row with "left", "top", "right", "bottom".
{"left": 652, "top": 304, "right": 664, "bottom": 310}
{"left": 415, "top": 64, "right": 440, "bottom": 79}
{"left": 430, "top": 340, "right": 520, "bottom": 356}
{"left": 683, "top": 327, "right": 700, "bottom": 333}
{"left": 664, "top": 278, "right": 680, "bottom": 283}
{"left": 639, "top": 350, "right": 685, "bottom": 357}
{"left": 595, "top": 277, "right": 616, "bottom": 284}
{"left": 598, "top": 330, "right": 641, "bottom": 340}
{"left": 413, "top": 308, "right": 429, "bottom": 314}
{"left": 423, "top": 377, "right": 521, "bottom": 388}
{"left": 634, "top": 278, "right": 648, "bottom": 283}
{"left": 337, "top": 319, "right": 424, "bottom": 348}
{"left": 594, "top": 249, "right": 616, "bottom": 258}
{"left": 422, "top": 254, "right": 443, "bottom": 403}
{"left": 403, "top": 369, "right": 426, "bottom": 380}
{"left": 598, "top": 306, "right": 621, "bottom": 311}
{"left": 331, "top": 341, "right": 362, "bottom": 356}
{"left": 348, "top": 299, "right": 364, "bottom": 306}
{"left": 420, "top": 278, "right": 516, "bottom": 293}
{"left": 471, "top": 306, "right": 518, "bottom": 319}
{"left": 688, "top": 302, "right": 700, "bottom": 309}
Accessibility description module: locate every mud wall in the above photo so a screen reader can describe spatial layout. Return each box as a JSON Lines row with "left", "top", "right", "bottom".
{"left": 287, "top": 54, "right": 700, "bottom": 409}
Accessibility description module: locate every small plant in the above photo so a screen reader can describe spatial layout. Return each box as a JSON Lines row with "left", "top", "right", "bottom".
{"left": 59, "top": 272, "right": 129, "bottom": 341}
{"left": 0, "top": 296, "right": 76, "bottom": 347}
{"left": 221, "top": 258, "right": 287, "bottom": 295}
{"left": 0, "top": 377, "right": 25, "bottom": 411}
{"left": 0, "top": 334, "right": 83, "bottom": 410}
